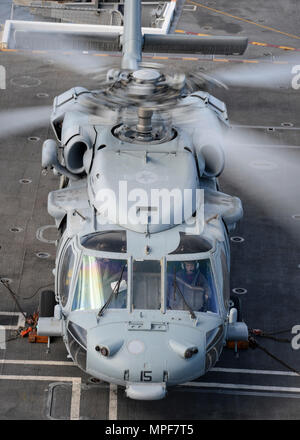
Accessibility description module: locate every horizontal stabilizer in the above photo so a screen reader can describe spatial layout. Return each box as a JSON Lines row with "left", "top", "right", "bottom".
{"left": 2, "top": 21, "right": 247, "bottom": 56}
{"left": 143, "top": 34, "right": 248, "bottom": 55}
{"left": 7, "top": 30, "right": 120, "bottom": 51}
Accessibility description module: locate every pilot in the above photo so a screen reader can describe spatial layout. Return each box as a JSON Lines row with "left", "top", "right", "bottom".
{"left": 168, "top": 261, "right": 210, "bottom": 312}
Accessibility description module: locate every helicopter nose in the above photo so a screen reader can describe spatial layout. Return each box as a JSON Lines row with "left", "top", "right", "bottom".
{"left": 86, "top": 321, "right": 207, "bottom": 396}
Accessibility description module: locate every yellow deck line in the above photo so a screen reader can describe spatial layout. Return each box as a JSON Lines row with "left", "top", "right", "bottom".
{"left": 175, "top": 29, "right": 299, "bottom": 52}
{"left": 251, "top": 42, "right": 268, "bottom": 46}
{"left": 278, "top": 46, "right": 295, "bottom": 50}
{"left": 213, "top": 58, "right": 229, "bottom": 62}
{"left": 187, "top": 0, "right": 300, "bottom": 40}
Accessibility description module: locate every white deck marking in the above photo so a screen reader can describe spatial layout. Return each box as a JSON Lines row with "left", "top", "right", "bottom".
{"left": 0, "top": 312, "right": 26, "bottom": 330}
{"left": 70, "top": 378, "right": 82, "bottom": 420}
{"left": 183, "top": 381, "right": 300, "bottom": 394}
{"left": 2, "top": 361, "right": 298, "bottom": 377}
{"left": 1, "top": 362, "right": 299, "bottom": 405}
{"left": 0, "top": 359, "right": 75, "bottom": 366}
{"left": 0, "top": 374, "right": 81, "bottom": 420}
{"left": 0, "top": 326, "right": 6, "bottom": 350}
{"left": 109, "top": 384, "right": 118, "bottom": 420}
{"left": 211, "top": 367, "right": 300, "bottom": 377}
{"left": 183, "top": 5, "right": 197, "bottom": 11}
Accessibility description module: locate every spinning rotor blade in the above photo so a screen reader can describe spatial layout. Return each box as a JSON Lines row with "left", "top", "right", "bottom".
{"left": 15, "top": 41, "right": 121, "bottom": 78}
{"left": 0, "top": 106, "right": 51, "bottom": 139}
{"left": 209, "top": 53, "right": 300, "bottom": 89}
{"left": 3, "top": 20, "right": 122, "bottom": 77}
{"left": 220, "top": 127, "right": 300, "bottom": 236}
{"left": 171, "top": 100, "right": 300, "bottom": 232}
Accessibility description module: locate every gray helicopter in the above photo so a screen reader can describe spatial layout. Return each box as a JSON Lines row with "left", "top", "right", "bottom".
{"left": 24, "top": 1, "right": 250, "bottom": 400}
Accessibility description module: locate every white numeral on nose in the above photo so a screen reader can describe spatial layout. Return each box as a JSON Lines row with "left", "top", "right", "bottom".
{"left": 0, "top": 66, "right": 5, "bottom": 90}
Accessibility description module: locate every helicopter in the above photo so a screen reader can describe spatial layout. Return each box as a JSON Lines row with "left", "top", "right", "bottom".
{"left": 1, "top": 0, "right": 296, "bottom": 401}
{"left": 35, "top": 0, "right": 250, "bottom": 401}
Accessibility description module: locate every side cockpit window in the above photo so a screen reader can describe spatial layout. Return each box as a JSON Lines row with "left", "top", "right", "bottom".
{"left": 59, "top": 244, "right": 75, "bottom": 307}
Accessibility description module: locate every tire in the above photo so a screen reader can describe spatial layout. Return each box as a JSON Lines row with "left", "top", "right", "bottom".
{"left": 39, "top": 290, "right": 57, "bottom": 317}
{"left": 229, "top": 293, "right": 242, "bottom": 321}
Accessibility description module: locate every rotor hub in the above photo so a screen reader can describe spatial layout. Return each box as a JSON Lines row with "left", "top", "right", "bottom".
{"left": 77, "top": 64, "right": 188, "bottom": 144}
{"left": 132, "top": 68, "right": 161, "bottom": 82}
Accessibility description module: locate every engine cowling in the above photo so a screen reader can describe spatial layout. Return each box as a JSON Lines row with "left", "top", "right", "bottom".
{"left": 193, "top": 110, "right": 225, "bottom": 178}
{"left": 64, "top": 136, "right": 90, "bottom": 175}
{"left": 195, "top": 141, "right": 225, "bottom": 177}
{"left": 61, "top": 112, "right": 95, "bottom": 175}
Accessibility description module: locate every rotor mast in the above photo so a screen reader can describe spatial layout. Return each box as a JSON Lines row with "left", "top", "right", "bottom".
{"left": 121, "top": 1, "right": 158, "bottom": 140}
{"left": 121, "top": 0, "right": 142, "bottom": 70}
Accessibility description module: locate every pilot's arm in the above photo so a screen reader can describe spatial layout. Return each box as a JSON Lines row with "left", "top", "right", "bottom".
{"left": 166, "top": 275, "right": 177, "bottom": 310}
{"left": 195, "top": 273, "right": 210, "bottom": 312}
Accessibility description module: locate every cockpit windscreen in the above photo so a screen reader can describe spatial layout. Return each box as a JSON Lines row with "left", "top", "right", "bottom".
{"left": 72, "top": 255, "right": 127, "bottom": 311}
{"left": 166, "top": 259, "right": 218, "bottom": 313}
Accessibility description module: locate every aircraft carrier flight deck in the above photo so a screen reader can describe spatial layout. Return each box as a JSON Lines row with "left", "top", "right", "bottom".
{"left": 0, "top": 0, "right": 299, "bottom": 421}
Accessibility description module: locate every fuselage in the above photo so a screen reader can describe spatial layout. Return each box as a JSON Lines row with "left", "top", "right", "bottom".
{"left": 40, "top": 86, "right": 245, "bottom": 399}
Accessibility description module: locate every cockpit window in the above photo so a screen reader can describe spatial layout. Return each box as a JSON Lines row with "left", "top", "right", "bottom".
{"left": 72, "top": 255, "right": 127, "bottom": 311}
{"left": 169, "top": 233, "right": 212, "bottom": 254}
{"left": 81, "top": 231, "right": 127, "bottom": 253}
{"left": 59, "top": 244, "right": 75, "bottom": 308}
{"left": 166, "top": 259, "right": 218, "bottom": 313}
{"left": 133, "top": 260, "right": 161, "bottom": 310}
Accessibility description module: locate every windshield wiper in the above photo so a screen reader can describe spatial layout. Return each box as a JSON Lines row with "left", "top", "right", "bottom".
{"left": 98, "top": 264, "right": 126, "bottom": 318}
{"left": 173, "top": 267, "right": 196, "bottom": 320}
